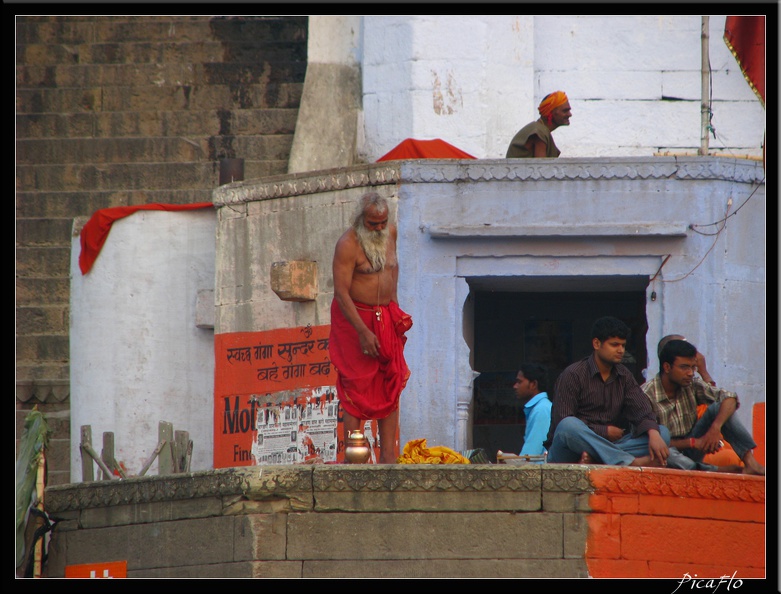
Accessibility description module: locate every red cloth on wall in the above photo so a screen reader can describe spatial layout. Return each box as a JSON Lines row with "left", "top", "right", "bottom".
{"left": 724, "top": 15, "right": 765, "bottom": 107}
{"left": 376, "top": 138, "right": 476, "bottom": 161}
{"left": 78, "top": 203, "right": 213, "bottom": 274}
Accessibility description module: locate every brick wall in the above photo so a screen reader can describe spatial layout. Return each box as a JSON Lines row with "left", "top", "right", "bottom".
{"left": 15, "top": 15, "right": 308, "bottom": 485}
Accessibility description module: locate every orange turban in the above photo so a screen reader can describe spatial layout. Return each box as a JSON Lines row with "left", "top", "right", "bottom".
{"left": 538, "top": 91, "right": 569, "bottom": 117}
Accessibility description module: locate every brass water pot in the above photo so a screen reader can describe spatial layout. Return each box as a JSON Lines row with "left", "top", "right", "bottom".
{"left": 344, "top": 430, "right": 371, "bottom": 463}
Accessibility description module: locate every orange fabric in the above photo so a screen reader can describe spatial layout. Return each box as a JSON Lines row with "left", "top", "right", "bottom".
{"left": 78, "top": 203, "right": 213, "bottom": 274}
{"left": 329, "top": 300, "right": 412, "bottom": 420}
{"left": 376, "top": 138, "right": 476, "bottom": 161}
{"left": 724, "top": 16, "right": 765, "bottom": 107}
{"left": 695, "top": 404, "right": 743, "bottom": 467}
{"left": 397, "top": 438, "right": 470, "bottom": 464}
{"left": 538, "top": 91, "right": 569, "bottom": 117}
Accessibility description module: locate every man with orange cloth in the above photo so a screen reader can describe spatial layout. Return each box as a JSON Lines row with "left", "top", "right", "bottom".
{"left": 329, "top": 192, "right": 412, "bottom": 463}
{"left": 506, "top": 90, "right": 572, "bottom": 158}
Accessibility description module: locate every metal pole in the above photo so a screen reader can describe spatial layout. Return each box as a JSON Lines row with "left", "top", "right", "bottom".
{"left": 699, "top": 16, "right": 710, "bottom": 156}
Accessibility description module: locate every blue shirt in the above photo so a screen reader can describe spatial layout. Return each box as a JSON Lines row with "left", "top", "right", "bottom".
{"left": 520, "top": 392, "right": 552, "bottom": 457}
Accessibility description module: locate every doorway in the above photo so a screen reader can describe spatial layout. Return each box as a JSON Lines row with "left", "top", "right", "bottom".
{"left": 469, "top": 276, "right": 648, "bottom": 461}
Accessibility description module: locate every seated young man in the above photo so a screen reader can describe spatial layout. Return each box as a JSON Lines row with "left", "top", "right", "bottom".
{"left": 545, "top": 316, "right": 670, "bottom": 467}
{"left": 513, "top": 362, "right": 552, "bottom": 460}
{"left": 641, "top": 338, "right": 764, "bottom": 475}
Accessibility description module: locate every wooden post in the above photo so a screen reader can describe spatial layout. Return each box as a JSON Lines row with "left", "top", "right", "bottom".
{"left": 174, "top": 430, "right": 190, "bottom": 473}
{"left": 101, "top": 432, "right": 115, "bottom": 480}
{"left": 157, "top": 421, "right": 175, "bottom": 475}
{"left": 81, "top": 443, "right": 116, "bottom": 480}
{"left": 138, "top": 441, "right": 165, "bottom": 477}
{"left": 80, "top": 426, "right": 95, "bottom": 482}
{"left": 184, "top": 439, "right": 193, "bottom": 473}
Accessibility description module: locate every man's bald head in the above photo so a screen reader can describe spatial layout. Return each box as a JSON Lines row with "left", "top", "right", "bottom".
{"left": 657, "top": 334, "right": 686, "bottom": 358}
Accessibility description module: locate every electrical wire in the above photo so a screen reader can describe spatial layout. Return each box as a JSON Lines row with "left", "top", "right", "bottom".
{"left": 689, "top": 179, "right": 764, "bottom": 235}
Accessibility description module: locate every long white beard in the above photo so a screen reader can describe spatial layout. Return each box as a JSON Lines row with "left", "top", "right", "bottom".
{"left": 355, "top": 224, "right": 389, "bottom": 272}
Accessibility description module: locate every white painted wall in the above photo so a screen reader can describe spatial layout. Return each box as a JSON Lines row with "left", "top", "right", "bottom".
{"left": 358, "top": 15, "right": 765, "bottom": 161}
{"left": 70, "top": 209, "right": 216, "bottom": 481}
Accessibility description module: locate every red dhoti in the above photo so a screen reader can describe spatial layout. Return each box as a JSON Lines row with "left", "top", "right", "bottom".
{"left": 329, "top": 299, "right": 412, "bottom": 420}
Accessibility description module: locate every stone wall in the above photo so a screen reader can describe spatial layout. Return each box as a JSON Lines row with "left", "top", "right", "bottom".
{"left": 16, "top": 15, "right": 308, "bottom": 486}
{"left": 41, "top": 465, "right": 765, "bottom": 579}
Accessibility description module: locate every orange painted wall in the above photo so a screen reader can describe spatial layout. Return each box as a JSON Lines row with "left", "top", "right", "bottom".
{"left": 753, "top": 402, "right": 765, "bottom": 465}
{"left": 585, "top": 467, "right": 766, "bottom": 579}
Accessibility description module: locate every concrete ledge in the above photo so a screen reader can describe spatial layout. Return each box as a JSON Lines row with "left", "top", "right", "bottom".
{"left": 313, "top": 464, "right": 542, "bottom": 511}
{"left": 213, "top": 157, "right": 765, "bottom": 206}
{"left": 43, "top": 465, "right": 765, "bottom": 579}
{"left": 427, "top": 223, "right": 689, "bottom": 238}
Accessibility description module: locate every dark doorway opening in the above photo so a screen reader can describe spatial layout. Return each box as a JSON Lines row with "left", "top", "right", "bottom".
{"left": 470, "top": 278, "right": 648, "bottom": 461}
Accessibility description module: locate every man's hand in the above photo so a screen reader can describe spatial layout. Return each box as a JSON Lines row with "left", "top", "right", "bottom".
{"left": 695, "top": 350, "right": 715, "bottom": 385}
{"left": 606, "top": 425, "right": 626, "bottom": 442}
{"left": 359, "top": 327, "right": 380, "bottom": 357}
{"left": 697, "top": 428, "right": 724, "bottom": 454}
{"left": 647, "top": 429, "right": 669, "bottom": 465}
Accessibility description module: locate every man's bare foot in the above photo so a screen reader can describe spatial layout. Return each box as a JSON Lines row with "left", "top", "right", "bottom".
{"left": 743, "top": 463, "right": 765, "bottom": 476}
{"left": 629, "top": 455, "right": 666, "bottom": 467}
{"left": 579, "top": 451, "right": 595, "bottom": 464}
{"left": 742, "top": 452, "right": 766, "bottom": 476}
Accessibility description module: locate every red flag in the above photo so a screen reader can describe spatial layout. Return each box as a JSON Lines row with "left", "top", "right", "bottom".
{"left": 724, "top": 16, "right": 765, "bottom": 107}
{"left": 78, "top": 202, "right": 213, "bottom": 275}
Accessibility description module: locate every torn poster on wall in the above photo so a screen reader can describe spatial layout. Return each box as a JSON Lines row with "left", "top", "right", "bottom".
{"left": 213, "top": 324, "right": 380, "bottom": 467}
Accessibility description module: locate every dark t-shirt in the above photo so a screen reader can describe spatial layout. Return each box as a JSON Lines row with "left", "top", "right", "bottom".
{"left": 505, "top": 118, "right": 560, "bottom": 158}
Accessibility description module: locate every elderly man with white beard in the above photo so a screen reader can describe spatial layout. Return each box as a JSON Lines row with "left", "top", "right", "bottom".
{"left": 329, "top": 192, "right": 413, "bottom": 463}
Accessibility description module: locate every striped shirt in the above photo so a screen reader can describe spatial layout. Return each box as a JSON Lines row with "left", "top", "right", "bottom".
{"left": 641, "top": 375, "right": 738, "bottom": 438}
{"left": 546, "top": 354, "right": 660, "bottom": 447}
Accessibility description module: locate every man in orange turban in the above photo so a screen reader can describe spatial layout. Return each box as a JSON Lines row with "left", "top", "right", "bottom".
{"left": 506, "top": 91, "right": 572, "bottom": 158}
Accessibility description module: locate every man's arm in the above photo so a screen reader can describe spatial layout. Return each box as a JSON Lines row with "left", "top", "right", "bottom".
{"left": 696, "top": 396, "right": 737, "bottom": 454}
{"left": 332, "top": 233, "right": 380, "bottom": 356}
{"left": 526, "top": 135, "right": 548, "bottom": 157}
{"left": 695, "top": 350, "right": 716, "bottom": 386}
{"left": 624, "top": 378, "right": 657, "bottom": 431}
{"left": 390, "top": 225, "right": 399, "bottom": 303}
{"left": 646, "top": 428, "right": 669, "bottom": 464}
{"left": 546, "top": 368, "right": 582, "bottom": 448}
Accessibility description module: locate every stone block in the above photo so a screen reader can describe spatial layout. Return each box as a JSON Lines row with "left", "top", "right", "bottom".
{"left": 130, "top": 561, "right": 255, "bottom": 578}
{"left": 270, "top": 261, "right": 318, "bottom": 302}
{"left": 79, "top": 497, "right": 223, "bottom": 529}
{"left": 249, "top": 561, "right": 305, "bottom": 578}
{"left": 302, "top": 558, "right": 589, "bottom": 579}
{"left": 241, "top": 465, "right": 315, "bottom": 511}
{"left": 563, "top": 512, "right": 590, "bottom": 558}
{"left": 60, "top": 516, "right": 238, "bottom": 569}
{"left": 234, "top": 514, "right": 287, "bottom": 561}
{"left": 287, "top": 511, "right": 562, "bottom": 560}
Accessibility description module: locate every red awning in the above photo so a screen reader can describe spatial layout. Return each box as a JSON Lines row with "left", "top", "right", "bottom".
{"left": 78, "top": 203, "right": 214, "bottom": 275}
{"left": 376, "top": 138, "right": 476, "bottom": 161}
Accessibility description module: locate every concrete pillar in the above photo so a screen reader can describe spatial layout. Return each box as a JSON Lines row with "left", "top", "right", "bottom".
{"left": 288, "top": 16, "right": 363, "bottom": 173}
